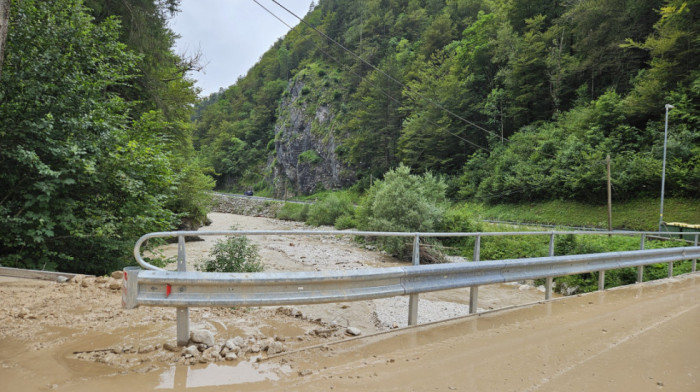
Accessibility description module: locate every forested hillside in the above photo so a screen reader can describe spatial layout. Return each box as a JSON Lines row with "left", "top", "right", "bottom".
{"left": 194, "top": 0, "right": 698, "bottom": 203}
{"left": 0, "top": 0, "right": 213, "bottom": 273}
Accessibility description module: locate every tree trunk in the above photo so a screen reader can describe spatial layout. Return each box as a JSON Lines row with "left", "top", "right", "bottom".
{"left": 0, "top": 0, "right": 10, "bottom": 79}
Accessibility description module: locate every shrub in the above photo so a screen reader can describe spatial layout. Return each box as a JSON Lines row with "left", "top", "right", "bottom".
{"left": 439, "top": 204, "right": 483, "bottom": 252}
{"left": 298, "top": 150, "right": 322, "bottom": 164}
{"left": 306, "top": 194, "right": 354, "bottom": 226}
{"left": 196, "top": 236, "right": 263, "bottom": 273}
{"left": 276, "top": 203, "right": 309, "bottom": 221}
{"left": 357, "top": 164, "right": 448, "bottom": 258}
{"left": 334, "top": 214, "right": 357, "bottom": 230}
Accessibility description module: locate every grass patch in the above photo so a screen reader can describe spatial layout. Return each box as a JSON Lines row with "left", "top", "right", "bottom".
{"left": 476, "top": 197, "right": 699, "bottom": 231}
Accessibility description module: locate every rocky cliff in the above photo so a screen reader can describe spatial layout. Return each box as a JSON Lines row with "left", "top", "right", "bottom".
{"left": 269, "top": 66, "right": 355, "bottom": 197}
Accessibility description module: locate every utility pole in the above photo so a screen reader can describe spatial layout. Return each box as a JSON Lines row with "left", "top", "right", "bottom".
{"left": 606, "top": 154, "right": 612, "bottom": 236}
{"left": 659, "top": 104, "right": 674, "bottom": 232}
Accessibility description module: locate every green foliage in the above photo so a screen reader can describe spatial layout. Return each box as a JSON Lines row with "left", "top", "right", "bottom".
{"left": 0, "top": 0, "right": 210, "bottom": 274}
{"left": 275, "top": 203, "right": 310, "bottom": 222}
{"left": 462, "top": 85, "right": 699, "bottom": 202}
{"left": 480, "top": 234, "right": 550, "bottom": 261}
{"left": 84, "top": 0, "right": 198, "bottom": 121}
{"left": 196, "top": 236, "right": 263, "bottom": 273}
{"left": 334, "top": 214, "right": 358, "bottom": 230}
{"left": 548, "top": 233, "right": 693, "bottom": 294}
{"left": 357, "top": 165, "right": 448, "bottom": 257}
{"left": 132, "top": 110, "right": 215, "bottom": 227}
{"left": 476, "top": 198, "right": 700, "bottom": 231}
{"left": 438, "top": 204, "right": 483, "bottom": 252}
{"left": 298, "top": 150, "right": 323, "bottom": 165}
{"left": 306, "top": 193, "right": 354, "bottom": 226}
{"left": 188, "top": 0, "right": 698, "bottom": 209}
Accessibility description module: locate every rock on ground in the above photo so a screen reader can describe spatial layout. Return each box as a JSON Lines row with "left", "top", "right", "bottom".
{"left": 190, "top": 330, "right": 215, "bottom": 347}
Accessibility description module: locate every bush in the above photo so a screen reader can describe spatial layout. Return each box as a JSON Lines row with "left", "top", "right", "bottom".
{"left": 357, "top": 164, "right": 448, "bottom": 258}
{"left": 196, "top": 236, "right": 263, "bottom": 273}
{"left": 439, "top": 204, "right": 483, "bottom": 253}
{"left": 334, "top": 214, "right": 357, "bottom": 230}
{"left": 306, "top": 193, "right": 354, "bottom": 226}
{"left": 276, "top": 203, "right": 309, "bottom": 221}
{"left": 298, "top": 150, "right": 322, "bottom": 164}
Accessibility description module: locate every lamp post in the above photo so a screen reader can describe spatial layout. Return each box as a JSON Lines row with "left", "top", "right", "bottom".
{"left": 659, "top": 103, "right": 674, "bottom": 232}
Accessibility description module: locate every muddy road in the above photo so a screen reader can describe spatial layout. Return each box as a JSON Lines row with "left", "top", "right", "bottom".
{"left": 1, "top": 213, "right": 697, "bottom": 391}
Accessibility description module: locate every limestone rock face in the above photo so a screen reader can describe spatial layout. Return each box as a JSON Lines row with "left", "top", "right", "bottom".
{"left": 270, "top": 72, "right": 355, "bottom": 197}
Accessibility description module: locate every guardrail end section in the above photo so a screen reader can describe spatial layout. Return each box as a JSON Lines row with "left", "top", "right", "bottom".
{"left": 122, "top": 266, "right": 141, "bottom": 309}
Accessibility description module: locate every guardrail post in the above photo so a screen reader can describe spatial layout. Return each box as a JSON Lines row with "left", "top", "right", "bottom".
{"left": 693, "top": 234, "right": 698, "bottom": 273}
{"left": 176, "top": 235, "right": 190, "bottom": 346}
{"left": 469, "top": 235, "right": 481, "bottom": 314}
{"left": 545, "top": 233, "right": 555, "bottom": 300}
{"left": 598, "top": 270, "right": 605, "bottom": 291}
{"left": 407, "top": 234, "right": 420, "bottom": 326}
{"left": 122, "top": 266, "right": 140, "bottom": 309}
{"left": 637, "top": 234, "right": 645, "bottom": 283}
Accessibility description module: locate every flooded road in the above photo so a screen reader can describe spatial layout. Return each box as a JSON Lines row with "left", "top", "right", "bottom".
{"left": 1, "top": 213, "right": 697, "bottom": 391}
{"left": 2, "top": 274, "right": 696, "bottom": 391}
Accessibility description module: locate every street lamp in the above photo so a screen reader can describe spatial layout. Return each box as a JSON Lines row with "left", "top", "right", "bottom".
{"left": 659, "top": 103, "right": 674, "bottom": 232}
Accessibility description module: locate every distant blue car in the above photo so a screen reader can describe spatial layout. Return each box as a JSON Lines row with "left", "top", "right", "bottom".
{"left": 244, "top": 190, "right": 254, "bottom": 196}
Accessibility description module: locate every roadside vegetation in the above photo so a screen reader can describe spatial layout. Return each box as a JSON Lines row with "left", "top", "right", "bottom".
{"left": 476, "top": 198, "right": 700, "bottom": 231}
{"left": 275, "top": 164, "right": 697, "bottom": 294}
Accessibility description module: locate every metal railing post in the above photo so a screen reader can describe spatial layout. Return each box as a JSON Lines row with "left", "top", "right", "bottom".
{"left": 469, "top": 235, "right": 481, "bottom": 314}
{"left": 693, "top": 234, "right": 698, "bottom": 273}
{"left": 637, "top": 234, "right": 645, "bottom": 283}
{"left": 598, "top": 270, "right": 605, "bottom": 291}
{"left": 407, "top": 234, "right": 420, "bottom": 326}
{"left": 545, "top": 233, "right": 555, "bottom": 300}
{"left": 176, "top": 235, "right": 190, "bottom": 346}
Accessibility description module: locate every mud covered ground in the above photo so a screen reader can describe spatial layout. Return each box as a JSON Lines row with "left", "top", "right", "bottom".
{"left": 3, "top": 213, "right": 695, "bottom": 391}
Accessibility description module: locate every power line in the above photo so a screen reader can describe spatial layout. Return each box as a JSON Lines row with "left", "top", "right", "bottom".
{"left": 252, "top": 0, "right": 490, "bottom": 153}
{"left": 252, "top": 1, "right": 612, "bottom": 202}
{"left": 267, "top": 0, "right": 504, "bottom": 142}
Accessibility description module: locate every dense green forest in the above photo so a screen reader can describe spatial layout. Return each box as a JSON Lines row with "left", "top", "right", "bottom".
{"left": 194, "top": 0, "right": 698, "bottom": 204}
{"left": 0, "top": 0, "right": 213, "bottom": 273}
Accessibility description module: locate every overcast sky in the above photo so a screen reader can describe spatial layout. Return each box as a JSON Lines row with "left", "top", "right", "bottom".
{"left": 170, "top": 0, "right": 315, "bottom": 97}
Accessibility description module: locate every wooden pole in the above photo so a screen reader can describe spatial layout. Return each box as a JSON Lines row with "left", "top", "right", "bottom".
{"left": 606, "top": 154, "right": 612, "bottom": 236}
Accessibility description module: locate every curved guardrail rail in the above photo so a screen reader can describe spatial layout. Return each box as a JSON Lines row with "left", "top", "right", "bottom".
{"left": 126, "top": 228, "right": 699, "bottom": 345}
{"left": 124, "top": 246, "right": 699, "bottom": 308}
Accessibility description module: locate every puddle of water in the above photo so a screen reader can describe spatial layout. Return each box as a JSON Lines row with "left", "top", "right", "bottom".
{"left": 259, "top": 321, "right": 307, "bottom": 338}
{"left": 155, "top": 360, "right": 292, "bottom": 389}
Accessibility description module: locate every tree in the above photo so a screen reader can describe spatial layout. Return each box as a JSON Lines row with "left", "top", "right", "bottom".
{"left": 622, "top": 0, "right": 699, "bottom": 120}
{"left": 0, "top": 0, "right": 182, "bottom": 273}
{"left": 0, "top": 0, "right": 9, "bottom": 77}
{"left": 83, "top": 0, "right": 199, "bottom": 121}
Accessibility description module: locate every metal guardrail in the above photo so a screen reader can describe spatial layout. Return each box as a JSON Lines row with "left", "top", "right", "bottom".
{"left": 0, "top": 266, "right": 84, "bottom": 281}
{"left": 125, "top": 229, "right": 700, "bottom": 345}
